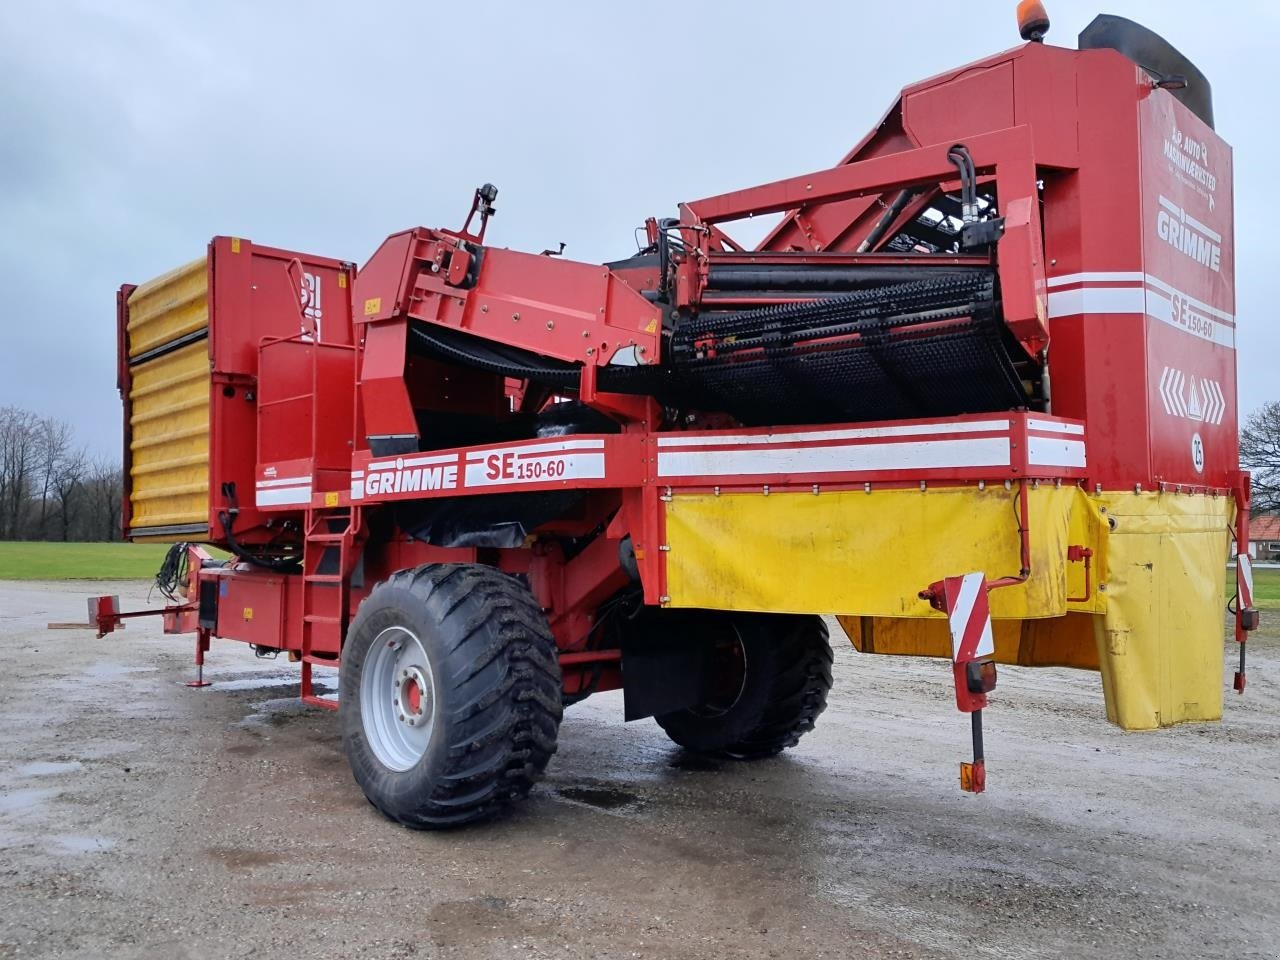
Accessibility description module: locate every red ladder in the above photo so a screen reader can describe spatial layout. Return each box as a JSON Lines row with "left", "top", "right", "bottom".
{"left": 299, "top": 506, "right": 363, "bottom": 710}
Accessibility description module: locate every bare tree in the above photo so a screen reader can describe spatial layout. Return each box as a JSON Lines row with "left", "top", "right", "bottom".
{"left": 1241, "top": 401, "right": 1280, "bottom": 513}
{"left": 33, "top": 416, "right": 74, "bottom": 539}
{"left": 0, "top": 407, "right": 123, "bottom": 542}
{"left": 83, "top": 459, "right": 125, "bottom": 542}
{"left": 0, "top": 406, "right": 39, "bottom": 539}
{"left": 51, "top": 445, "right": 88, "bottom": 541}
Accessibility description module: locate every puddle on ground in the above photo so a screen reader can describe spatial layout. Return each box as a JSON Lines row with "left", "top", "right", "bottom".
{"left": 237, "top": 689, "right": 336, "bottom": 728}
{"left": 82, "top": 663, "right": 157, "bottom": 680}
{"left": 0, "top": 787, "right": 59, "bottom": 815}
{"left": 666, "top": 751, "right": 722, "bottom": 772}
{"left": 49, "top": 834, "right": 116, "bottom": 854}
{"left": 556, "top": 785, "right": 641, "bottom": 810}
{"left": 48, "top": 663, "right": 158, "bottom": 693}
{"left": 17, "top": 761, "right": 82, "bottom": 777}
{"left": 0, "top": 830, "right": 118, "bottom": 855}
{"left": 198, "top": 673, "right": 299, "bottom": 693}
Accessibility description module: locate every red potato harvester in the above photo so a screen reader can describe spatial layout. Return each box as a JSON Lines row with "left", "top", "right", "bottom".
{"left": 96, "top": 7, "right": 1258, "bottom": 827}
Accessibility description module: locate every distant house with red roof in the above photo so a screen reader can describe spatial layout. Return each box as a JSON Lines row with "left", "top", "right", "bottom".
{"left": 1244, "top": 515, "right": 1280, "bottom": 561}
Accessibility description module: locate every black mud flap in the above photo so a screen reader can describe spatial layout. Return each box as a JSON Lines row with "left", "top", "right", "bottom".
{"left": 622, "top": 638, "right": 713, "bottom": 721}
{"left": 620, "top": 611, "right": 720, "bottom": 721}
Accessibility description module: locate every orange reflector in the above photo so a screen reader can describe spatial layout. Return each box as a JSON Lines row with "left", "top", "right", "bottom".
{"left": 1016, "top": 0, "right": 1050, "bottom": 42}
{"left": 960, "top": 760, "right": 987, "bottom": 793}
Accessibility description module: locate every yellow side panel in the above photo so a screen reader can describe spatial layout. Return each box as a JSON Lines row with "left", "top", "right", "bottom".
{"left": 127, "top": 256, "right": 208, "bottom": 358}
{"left": 128, "top": 339, "right": 210, "bottom": 534}
{"left": 839, "top": 491, "right": 1230, "bottom": 730}
{"left": 841, "top": 613, "right": 1100, "bottom": 670}
{"left": 663, "top": 486, "right": 1104, "bottom": 619}
{"left": 1094, "top": 492, "right": 1232, "bottom": 729}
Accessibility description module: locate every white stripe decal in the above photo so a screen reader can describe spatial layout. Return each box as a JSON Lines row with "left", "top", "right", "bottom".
{"left": 1026, "top": 418, "right": 1084, "bottom": 436}
{"left": 1027, "top": 437, "right": 1086, "bottom": 469}
{"left": 656, "top": 437, "right": 1011, "bottom": 478}
{"left": 1145, "top": 290, "right": 1235, "bottom": 348}
{"left": 1046, "top": 271, "right": 1145, "bottom": 288}
{"left": 463, "top": 452, "right": 605, "bottom": 487}
{"left": 1047, "top": 274, "right": 1235, "bottom": 323}
{"left": 256, "top": 485, "right": 312, "bottom": 506}
{"left": 1047, "top": 286, "right": 1146, "bottom": 319}
{"left": 462, "top": 438, "right": 606, "bottom": 462}
{"left": 1143, "top": 274, "right": 1235, "bottom": 323}
{"left": 1045, "top": 276, "right": 1235, "bottom": 349}
{"left": 657, "top": 420, "right": 1009, "bottom": 448}
{"left": 367, "top": 453, "right": 459, "bottom": 471}
{"left": 256, "top": 475, "right": 312, "bottom": 488}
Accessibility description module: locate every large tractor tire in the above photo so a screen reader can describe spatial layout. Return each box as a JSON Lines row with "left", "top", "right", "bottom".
{"left": 339, "top": 563, "right": 562, "bottom": 829}
{"left": 655, "top": 613, "right": 832, "bottom": 759}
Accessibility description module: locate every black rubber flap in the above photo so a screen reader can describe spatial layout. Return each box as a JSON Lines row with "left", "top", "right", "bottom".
{"left": 1079, "top": 14, "right": 1213, "bottom": 128}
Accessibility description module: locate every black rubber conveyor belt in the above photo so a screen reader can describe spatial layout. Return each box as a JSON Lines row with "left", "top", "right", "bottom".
{"left": 669, "top": 270, "right": 1028, "bottom": 425}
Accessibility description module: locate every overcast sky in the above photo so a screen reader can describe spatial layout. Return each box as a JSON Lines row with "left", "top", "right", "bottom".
{"left": 2, "top": 1, "right": 1276, "bottom": 458}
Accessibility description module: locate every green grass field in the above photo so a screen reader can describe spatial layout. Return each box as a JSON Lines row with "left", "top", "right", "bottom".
{"left": 0, "top": 541, "right": 184, "bottom": 580}
{"left": 2, "top": 541, "right": 1279, "bottom": 607}
{"left": 1231, "top": 563, "right": 1280, "bottom": 610}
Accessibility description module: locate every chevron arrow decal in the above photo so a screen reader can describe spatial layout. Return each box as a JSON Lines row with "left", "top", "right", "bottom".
{"left": 1159, "top": 366, "right": 1226, "bottom": 425}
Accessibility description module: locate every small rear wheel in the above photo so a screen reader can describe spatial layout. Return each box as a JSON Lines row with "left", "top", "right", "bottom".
{"left": 655, "top": 613, "right": 832, "bottom": 759}
{"left": 339, "top": 563, "right": 562, "bottom": 828}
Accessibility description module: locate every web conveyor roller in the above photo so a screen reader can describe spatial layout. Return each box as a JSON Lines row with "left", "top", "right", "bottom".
{"left": 670, "top": 269, "right": 1029, "bottom": 424}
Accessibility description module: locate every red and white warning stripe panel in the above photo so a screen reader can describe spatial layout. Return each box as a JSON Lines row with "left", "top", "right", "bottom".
{"left": 1046, "top": 272, "right": 1235, "bottom": 349}
{"left": 1238, "top": 554, "right": 1254, "bottom": 609}
{"left": 352, "top": 437, "right": 624, "bottom": 502}
{"left": 656, "top": 415, "right": 1086, "bottom": 481}
{"left": 255, "top": 475, "right": 313, "bottom": 507}
{"left": 944, "top": 572, "right": 996, "bottom": 664}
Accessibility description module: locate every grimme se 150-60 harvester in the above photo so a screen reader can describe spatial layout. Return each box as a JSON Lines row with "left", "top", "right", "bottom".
{"left": 97, "top": 6, "right": 1258, "bottom": 827}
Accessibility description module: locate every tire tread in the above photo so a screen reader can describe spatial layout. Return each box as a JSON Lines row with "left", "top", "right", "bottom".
{"left": 340, "top": 563, "right": 562, "bottom": 829}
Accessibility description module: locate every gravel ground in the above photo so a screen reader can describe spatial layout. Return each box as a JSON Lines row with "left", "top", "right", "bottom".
{"left": 1, "top": 579, "right": 1277, "bottom": 960}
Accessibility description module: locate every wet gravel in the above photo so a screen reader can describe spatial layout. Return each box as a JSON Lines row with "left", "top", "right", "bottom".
{"left": 1, "top": 580, "right": 1277, "bottom": 959}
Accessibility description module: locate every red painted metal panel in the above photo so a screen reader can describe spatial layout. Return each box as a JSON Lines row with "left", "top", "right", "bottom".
{"left": 115, "top": 284, "right": 137, "bottom": 538}
{"left": 904, "top": 61, "right": 1016, "bottom": 148}
{"left": 1138, "top": 86, "right": 1237, "bottom": 487}
{"left": 205, "top": 238, "right": 354, "bottom": 544}
{"left": 354, "top": 229, "right": 663, "bottom": 366}
{"left": 209, "top": 567, "right": 292, "bottom": 649}
{"left": 345, "top": 413, "right": 1086, "bottom": 510}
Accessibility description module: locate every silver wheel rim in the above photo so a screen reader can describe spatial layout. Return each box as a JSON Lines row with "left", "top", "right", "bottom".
{"left": 360, "top": 626, "right": 438, "bottom": 772}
